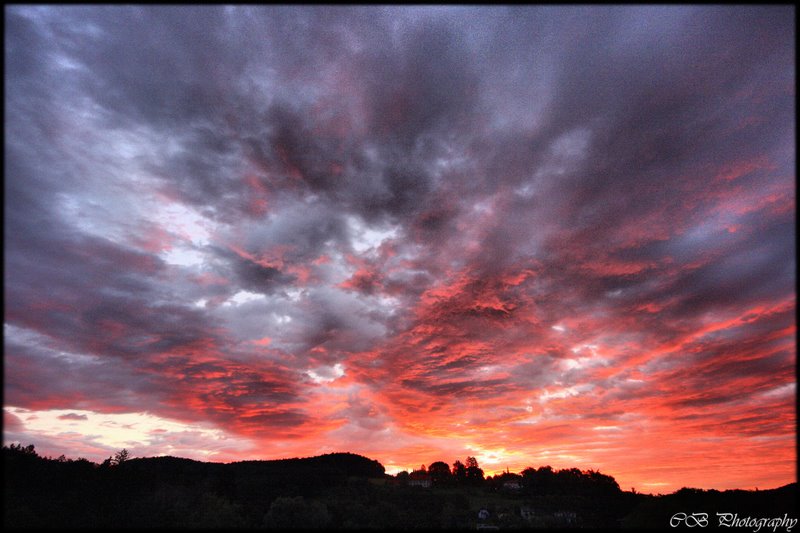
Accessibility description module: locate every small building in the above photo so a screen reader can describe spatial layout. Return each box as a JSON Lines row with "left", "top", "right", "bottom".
{"left": 497, "top": 471, "right": 523, "bottom": 491}
{"left": 519, "top": 506, "right": 536, "bottom": 521}
{"left": 554, "top": 510, "right": 577, "bottom": 524}
{"left": 408, "top": 470, "right": 431, "bottom": 487}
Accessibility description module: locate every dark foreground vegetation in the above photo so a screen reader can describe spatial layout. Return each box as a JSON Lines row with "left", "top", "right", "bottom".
{"left": 3, "top": 444, "right": 795, "bottom": 529}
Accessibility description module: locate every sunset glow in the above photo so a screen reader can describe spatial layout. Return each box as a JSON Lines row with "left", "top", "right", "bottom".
{"left": 4, "top": 5, "right": 795, "bottom": 494}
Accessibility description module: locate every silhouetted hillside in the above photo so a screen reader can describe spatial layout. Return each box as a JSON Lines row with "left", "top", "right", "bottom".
{"left": 120, "top": 451, "right": 385, "bottom": 489}
{"left": 3, "top": 445, "right": 386, "bottom": 528}
{"left": 230, "top": 451, "right": 386, "bottom": 477}
{"left": 622, "top": 483, "right": 797, "bottom": 530}
{"left": 3, "top": 444, "right": 795, "bottom": 529}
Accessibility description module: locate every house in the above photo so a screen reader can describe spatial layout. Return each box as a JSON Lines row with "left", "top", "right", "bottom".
{"left": 497, "top": 471, "right": 523, "bottom": 491}
{"left": 519, "top": 506, "right": 536, "bottom": 521}
{"left": 408, "top": 470, "right": 431, "bottom": 487}
{"left": 554, "top": 510, "right": 577, "bottom": 524}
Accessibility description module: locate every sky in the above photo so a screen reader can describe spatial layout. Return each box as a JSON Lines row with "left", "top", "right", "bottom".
{"left": 3, "top": 5, "right": 796, "bottom": 494}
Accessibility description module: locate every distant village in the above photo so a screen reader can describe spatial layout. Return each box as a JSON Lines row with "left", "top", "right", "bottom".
{"left": 385, "top": 457, "right": 604, "bottom": 528}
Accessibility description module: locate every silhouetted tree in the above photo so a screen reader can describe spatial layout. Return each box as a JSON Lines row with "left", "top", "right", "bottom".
{"left": 428, "top": 461, "right": 451, "bottom": 486}
{"left": 586, "top": 469, "right": 621, "bottom": 493}
{"left": 522, "top": 465, "right": 555, "bottom": 492}
{"left": 465, "top": 456, "right": 484, "bottom": 485}
{"left": 6, "top": 443, "right": 37, "bottom": 456}
{"left": 452, "top": 460, "right": 466, "bottom": 484}
{"left": 112, "top": 449, "right": 130, "bottom": 466}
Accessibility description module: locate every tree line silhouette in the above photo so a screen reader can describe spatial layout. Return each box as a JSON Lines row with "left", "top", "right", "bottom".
{"left": 4, "top": 443, "right": 795, "bottom": 529}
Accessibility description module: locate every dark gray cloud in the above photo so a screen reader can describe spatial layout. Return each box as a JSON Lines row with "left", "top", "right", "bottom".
{"left": 57, "top": 413, "right": 89, "bottom": 421}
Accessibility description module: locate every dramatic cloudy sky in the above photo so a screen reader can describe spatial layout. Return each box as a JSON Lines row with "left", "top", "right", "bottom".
{"left": 4, "top": 6, "right": 795, "bottom": 493}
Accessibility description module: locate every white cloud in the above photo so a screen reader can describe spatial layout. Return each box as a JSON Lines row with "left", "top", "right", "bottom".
{"left": 306, "top": 363, "right": 345, "bottom": 384}
{"left": 224, "top": 290, "right": 266, "bottom": 307}
{"left": 347, "top": 215, "right": 398, "bottom": 254}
